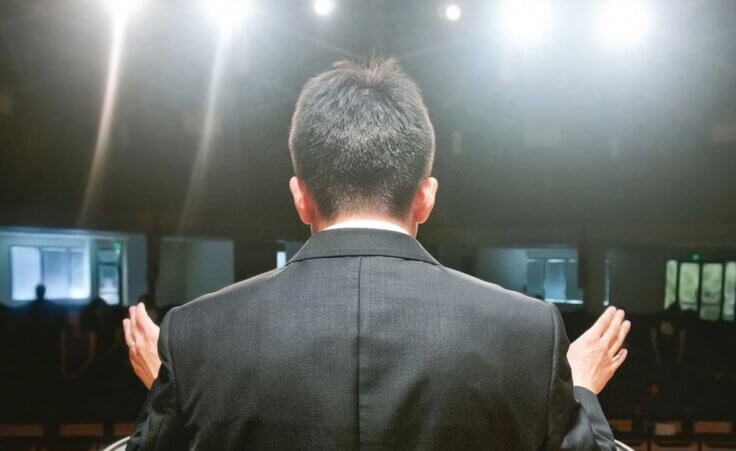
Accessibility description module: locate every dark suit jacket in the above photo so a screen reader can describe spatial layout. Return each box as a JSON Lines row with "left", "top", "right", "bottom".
{"left": 128, "top": 228, "right": 616, "bottom": 450}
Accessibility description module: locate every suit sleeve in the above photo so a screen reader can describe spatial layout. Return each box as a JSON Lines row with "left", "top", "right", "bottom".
{"left": 126, "top": 309, "right": 186, "bottom": 451}
{"left": 545, "top": 304, "right": 617, "bottom": 451}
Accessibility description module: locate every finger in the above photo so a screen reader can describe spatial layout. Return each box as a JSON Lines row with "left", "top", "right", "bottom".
{"left": 587, "top": 306, "right": 617, "bottom": 338}
{"left": 128, "top": 306, "right": 136, "bottom": 329}
{"left": 137, "top": 304, "right": 158, "bottom": 335}
{"left": 133, "top": 304, "right": 148, "bottom": 332}
{"left": 129, "top": 306, "right": 143, "bottom": 345}
{"left": 609, "top": 320, "right": 631, "bottom": 357}
{"left": 611, "top": 348, "right": 628, "bottom": 372}
{"left": 123, "top": 319, "right": 135, "bottom": 348}
{"left": 602, "top": 309, "right": 626, "bottom": 344}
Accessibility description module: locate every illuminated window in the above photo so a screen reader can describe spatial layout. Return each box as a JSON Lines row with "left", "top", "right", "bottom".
{"left": 724, "top": 263, "right": 736, "bottom": 321}
{"left": 11, "top": 247, "right": 41, "bottom": 301}
{"left": 664, "top": 260, "right": 677, "bottom": 309}
{"left": 11, "top": 246, "right": 90, "bottom": 301}
{"left": 527, "top": 258, "right": 582, "bottom": 304}
{"left": 526, "top": 260, "right": 545, "bottom": 298}
{"left": 98, "top": 264, "right": 120, "bottom": 304}
{"left": 678, "top": 262, "right": 700, "bottom": 312}
{"left": 97, "top": 245, "right": 121, "bottom": 305}
{"left": 276, "top": 251, "right": 287, "bottom": 268}
{"left": 544, "top": 260, "right": 567, "bottom": 301}
{"left": 701, "top": 263, "right": 724, "bottom": 321}
{"left": 663, "top": 260, "right": 736, "bottom": 321}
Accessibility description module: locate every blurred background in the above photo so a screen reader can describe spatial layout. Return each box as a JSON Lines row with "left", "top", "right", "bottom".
{"left": 1, "top": 0, "right": 735, "bottom": 449}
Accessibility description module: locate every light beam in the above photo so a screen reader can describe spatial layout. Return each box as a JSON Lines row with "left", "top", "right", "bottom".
{"left": 79, "top": 16, "right": 127, "bottom": 225}
{"left": 205, "top": 0, "right": 250, "bottom": 34}
{"left": 499, "top": 0, "right": 554, "bottom": 47}
{"left": 178, "top": 29, "right": 234, "bottom": 233}
{"left": 597, "top": 0, "right": 652, "bottom": 50}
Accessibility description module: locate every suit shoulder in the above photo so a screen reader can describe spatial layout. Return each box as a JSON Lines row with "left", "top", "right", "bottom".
{"left": 439, "top": 266, "right": 553, "bottom": 319}
{"left": 169, "top": 267, "right": 285, "bottom": 319}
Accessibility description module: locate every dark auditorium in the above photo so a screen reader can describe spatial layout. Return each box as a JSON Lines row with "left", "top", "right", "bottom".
{"left": 1, "top": 0, "right": 735, "bottom": 450}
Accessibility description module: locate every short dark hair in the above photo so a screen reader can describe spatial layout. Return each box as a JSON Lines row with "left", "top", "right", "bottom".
{"left": 288, "top": 58, "right": 435, "bottom": 219}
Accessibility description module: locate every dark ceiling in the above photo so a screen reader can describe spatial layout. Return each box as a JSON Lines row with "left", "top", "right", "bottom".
{"left": 0, "top": 0, "right": 735, "bottom": 243}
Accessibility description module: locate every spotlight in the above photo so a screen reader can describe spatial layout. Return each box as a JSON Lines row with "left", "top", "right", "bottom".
{"left": 205, "top": 0, "right": 250, "bottom": 32}
{"left": 99, "top": 0, "right": 144, "bottom": 19}
{"left": 444, "top": 4, "right": 462, "bottom": 22}
{"left": 597, "top": 0, "right": 652, "bottom": 49}
{"left": 313, "top": 0, "right": 336, "bottom": 17}
{"left": 499, "top": 0, "right": 554, "bottom": 46}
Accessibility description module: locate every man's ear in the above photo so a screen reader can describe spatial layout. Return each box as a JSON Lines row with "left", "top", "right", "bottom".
{"left": 412, "top": 177, "right": 438, "bottom": 225}
{"left": 289, "top": 176, "right": 315, "bottom": 225}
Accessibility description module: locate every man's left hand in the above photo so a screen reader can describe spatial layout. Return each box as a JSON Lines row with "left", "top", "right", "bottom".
{"left": 123, "top": 304, "right": 162, "bottom": 390}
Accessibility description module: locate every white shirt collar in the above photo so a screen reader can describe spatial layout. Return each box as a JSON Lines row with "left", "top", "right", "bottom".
{"left": 324, "top": 219, "right": 410, "bottom": 235}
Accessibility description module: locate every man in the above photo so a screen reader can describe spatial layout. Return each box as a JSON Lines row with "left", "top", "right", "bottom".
{"left": 124, "top": 58, "right": 630, "bottom": 450}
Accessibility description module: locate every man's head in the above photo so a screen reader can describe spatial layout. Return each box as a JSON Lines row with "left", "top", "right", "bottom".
{"left": 288, "top": 58, "right": 437, "bottom": 235}
{"left": 35, "top": 284, "right": 46, "bottom": 301}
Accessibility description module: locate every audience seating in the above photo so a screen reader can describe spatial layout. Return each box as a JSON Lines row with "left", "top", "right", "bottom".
{"left": 4, "top": 308, "right": 736, "bottom": 450}
{"left": 695, "top": 422, "right": 734, "bottom": 435}
{"left": 655, "top": 421, "right": 684, "bottom": 437}
{"left": 55, "top": 423, "right": 106, "bottom": 451}
{"left": 650, "top": 440, "right": 699, "bottom": 451}
{"left": 622, "top": 439, "right": 649, "bottom": 451}
{"left": 102, "top": 437, "right": 129, "bottom": 451}
{"left": 58, "top": 422, "right": 104, "bottom": 439}
{"left": 112, "top": 422, "right": 134, "bottom": 437}
{"left": 612, "top": 419, "right": 634, "bottom": 433}
{"left": 0, "top": 424, "right": 44, "bottom": 438}
{"left": 0, "top": 423, "right": 45, "bottom": 451}
{"left": 701, "top": 442, "right": 736, "bottom": 450}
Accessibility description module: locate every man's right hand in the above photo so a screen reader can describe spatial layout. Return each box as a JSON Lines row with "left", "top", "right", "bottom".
{"left": 567, "top": 306, "right": 631, "bottom": 394}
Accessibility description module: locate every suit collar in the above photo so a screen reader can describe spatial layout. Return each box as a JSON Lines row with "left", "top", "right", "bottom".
{"left": 288, "top": 228, "right": 439, "bottom": 265}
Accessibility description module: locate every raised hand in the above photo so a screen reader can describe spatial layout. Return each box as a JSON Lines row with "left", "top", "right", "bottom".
{"left": 567, "top": 306, "right": 631, "bottom": 394}
{"left": 123, "top": 303, "right": 162, "bottom": 390}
